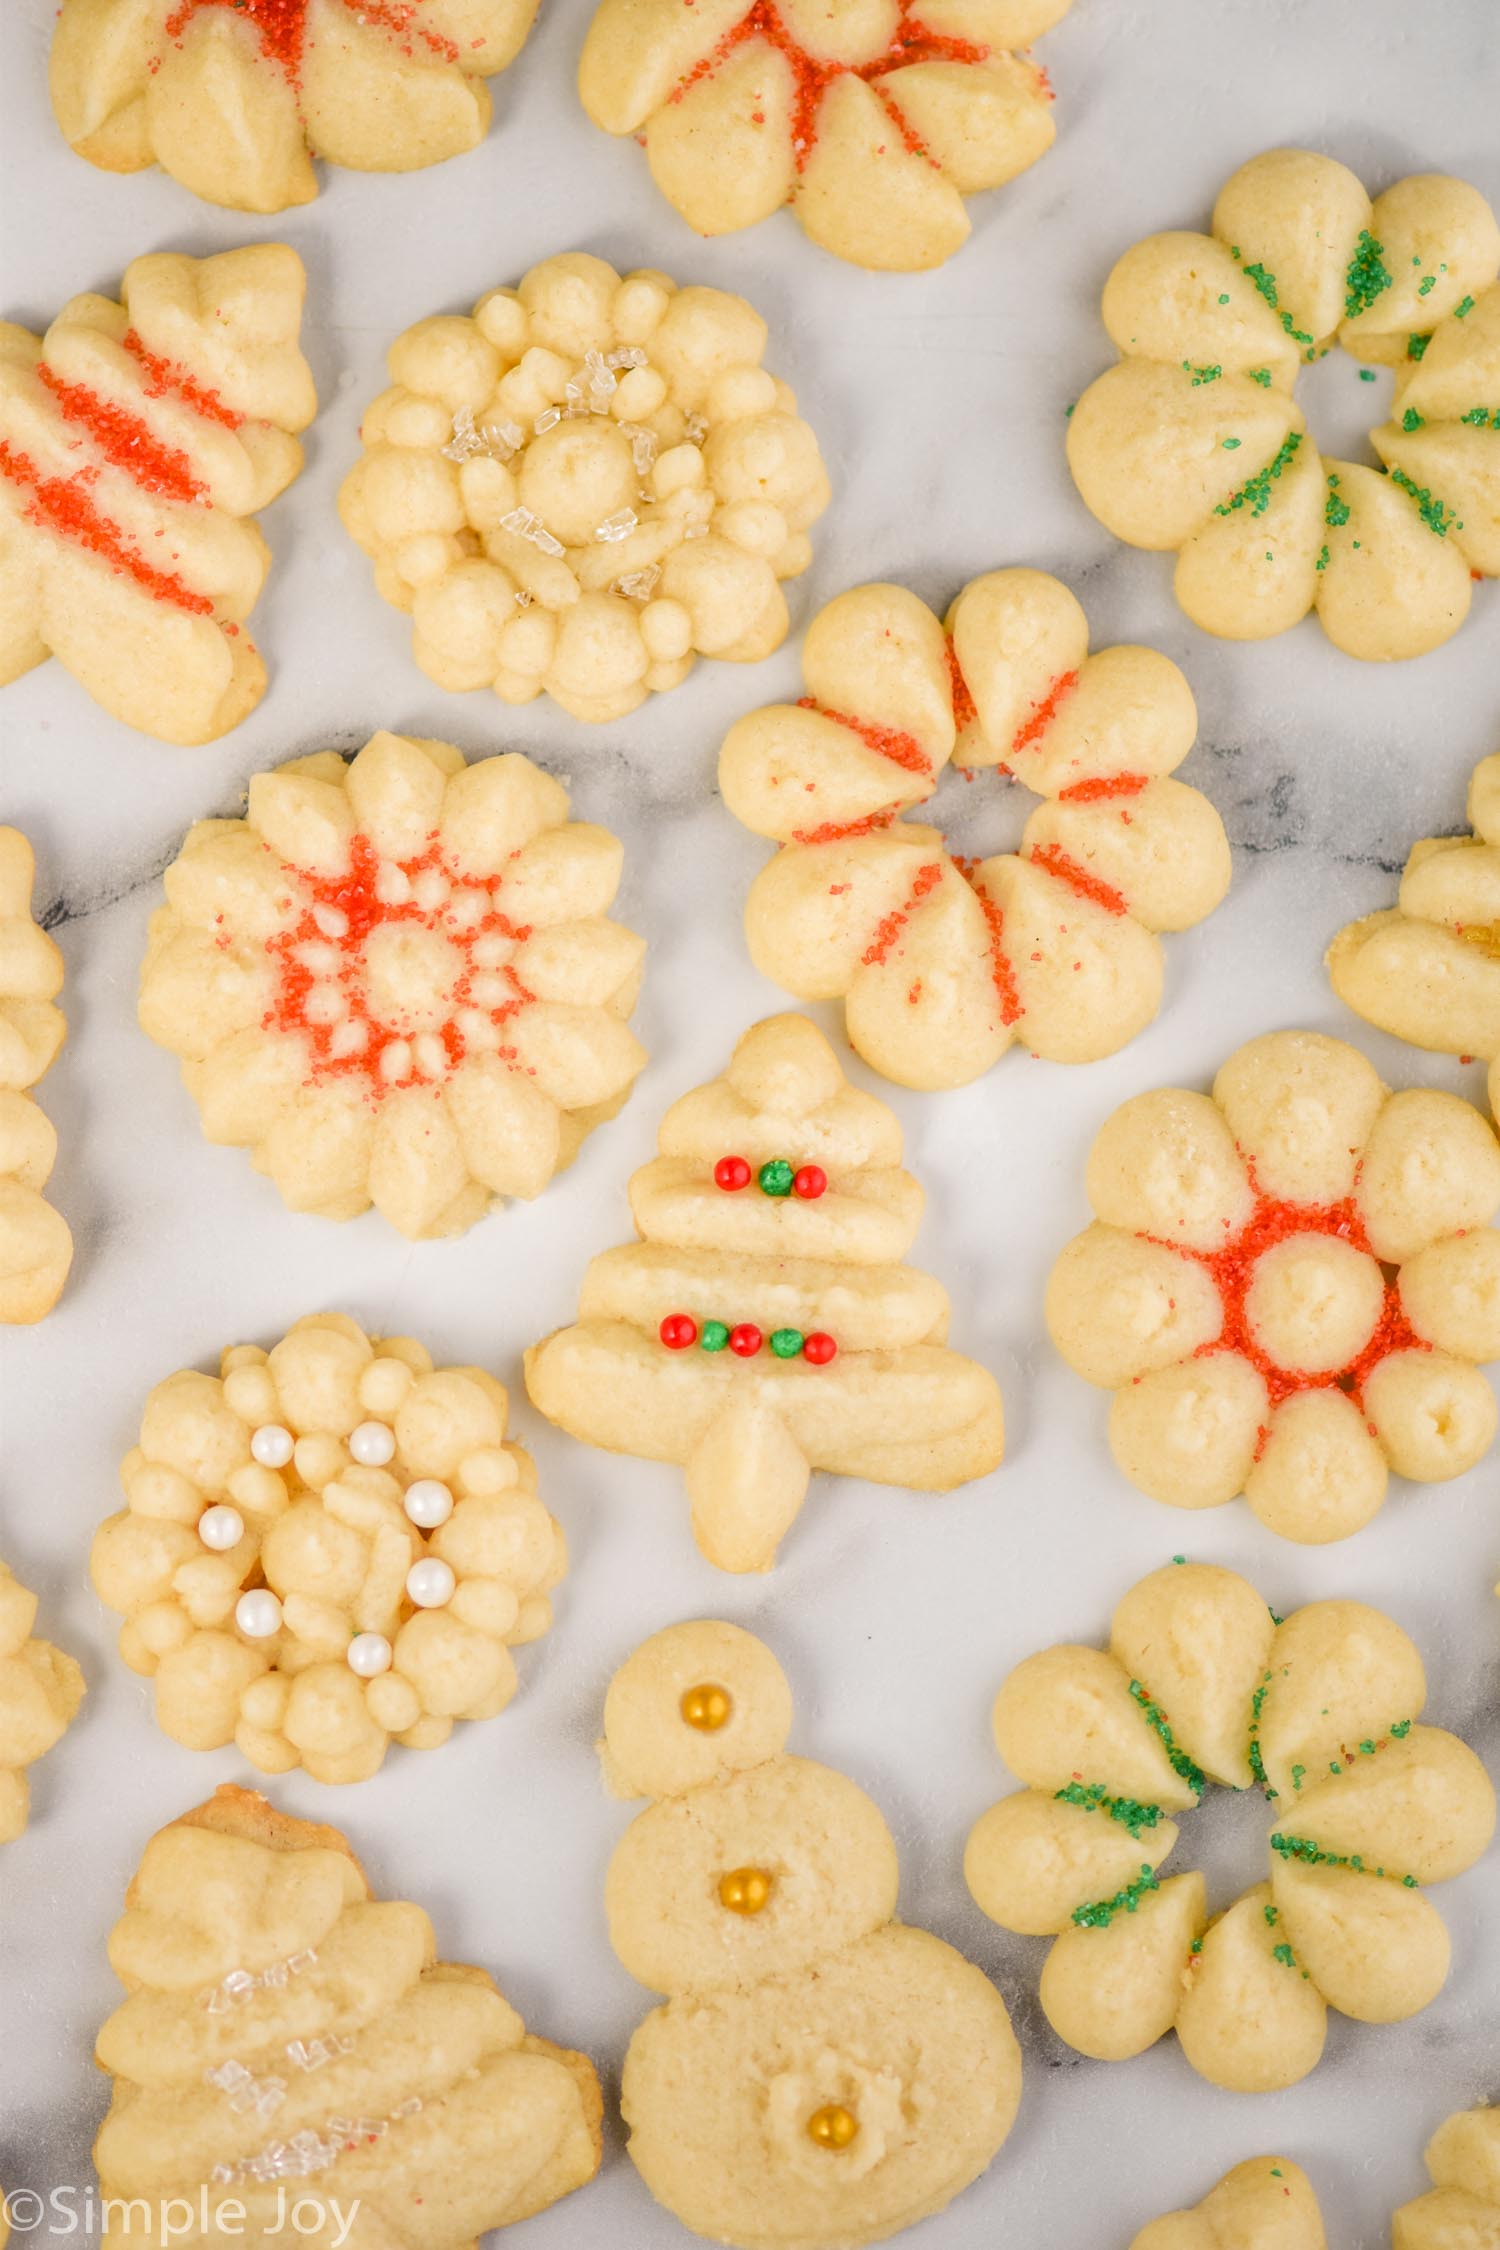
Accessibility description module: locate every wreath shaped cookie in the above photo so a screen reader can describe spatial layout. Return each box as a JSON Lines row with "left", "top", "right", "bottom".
{"left": 138, "top": 730, "right": 647, "bottom": 1241}
{"left": 965, "top": 1562, "right": 1496, "bottom": 2092}
{"left": 720, "top": 568, "right": 1230, "bottom": 1090}
{"left": 0, "top": 831, "right": 72, "bottom": 1325}
{"left": 0, "top": 1559, "right": 85, "bottom": 1844}
{"left": 1394, "top": 2108, "right": 1500, "bottom": 2247}
{"left": 94, "top": 1785, "right": 602, "bottom": 2233}
{"left": 1068, "top": 150, "right": 1500, "bottom": 661}
{"left": 604, "top": 1621, "right": 1022, "bottom": 2248}
{"left": 340, "top": 253, "right": 831, "bottom": 724}
{"left": 50, "top": 0, "right": 539, "bottom": 215}
{"left": 1131, "top": 2159, "right": 1325, "bottom": 2250}
{"left": 0, "top": 246, "right": 315, "bottom": 744}
{"left": 1046, "top": 1030, "right": 1500, "bottom": 1542}
{"left": 91, "top": 1315, "right": 569, "bottom": 1785}
{"left": 578, "top": 0, "right": 1071, "bottom": 273}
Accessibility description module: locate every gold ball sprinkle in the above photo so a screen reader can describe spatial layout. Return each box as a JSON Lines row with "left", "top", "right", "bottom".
{"left": 717, "top": 1866, "right": 773, "bottom": 1915}
{"left": 680, "top": 1682, "right": 732, "bottom": 1732}
{"left": 806, "top": 2104, "right": 859, "bottom": 2151}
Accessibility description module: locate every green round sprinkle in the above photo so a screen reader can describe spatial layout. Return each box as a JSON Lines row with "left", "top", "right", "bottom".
{"left": 1217, "top": 293, "right": 1230, "bottom": 305}
{"left": 769, "top": 1328, "right": 804, "bottom": 1359}
{"left": 1359, "top": 367, "right": 1378, "bottom": 381}
{"left": 758, "top": 1159, "right": 795, "bottom": 1198}
{"left": 700, "top": 1321, "right": 730, "bottom": 1353}
{"left": 1222, "top": 437, "right": 1242, "bottom": 449}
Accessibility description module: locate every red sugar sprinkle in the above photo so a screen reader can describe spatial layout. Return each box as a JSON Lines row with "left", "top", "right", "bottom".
{"left": 861, "top": 860, "right": 942, "bottom": 966}
{"left": 798, "top": 695, "right": 933, "bottom": 780}
{"left": 963, "top": 870, "right": 1023, "bottom": 1027}
{"left": 38, "top": 363, "right": 208, "bottom": 505}
{"left": 1027, "top": 841, "right": 1128, "bottom": 916}
{"left": 946, "top": 634, "right": 978, "bottom": 730}
{"left": 160, "top": 0, "right": 457, "bottom": 83}
{"left": 0, "top": 438, "right": 214, "bottom": 614}
{"left": 1011, "top": 668, "right": 1079, "bottom": 756}
{"left": 123, "top": 330, "right": 242, "bottom": 430}
{"left": 1057, "top": 771, "right": 1149, "bottom": 803}
{"left": 792, "top": 809, "right": 895, "bottom": 846}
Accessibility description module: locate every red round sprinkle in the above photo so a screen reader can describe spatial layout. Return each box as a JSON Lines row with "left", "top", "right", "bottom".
{"left": 729, "top": 1324, "right": 763, "bottom": 1357}
{"left": 793, "top": 1165, "right": 827, "bottom": 1201}
{"left": 802, "top": 1332, "right": 837, "bottom": 1364}
{"left": 660, "top": 1314, "right": 698, "bottom": 1350}
{"left": 714, "top": 1155, "right": 752, "bottom": 1192}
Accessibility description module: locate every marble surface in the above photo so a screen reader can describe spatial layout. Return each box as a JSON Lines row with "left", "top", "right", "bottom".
{"left": 4, "top": 0, "right": 1500, "bottom": 2242}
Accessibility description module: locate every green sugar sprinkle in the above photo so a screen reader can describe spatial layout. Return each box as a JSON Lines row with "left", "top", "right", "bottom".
{"left": 1172, "top": 1555, "right": 1186, "bottom": 1565}
{"left": 1315, "top": 541, "right": 1332, "bottom": 568}
{"left": 1054, "top": 1781, "right": 1163, "bottom": 1839}
{"left": 1291, "top": 1763, "right": 1307, "bottom": 1789}
{"left": 1183, "top": 361, "right": 1223, "bottom": 385}
{"left": 1402, "top": 407, "right": 1425, "bottom": 430}
{"left": 1249, "top": 367, "right": 1273, "bottom": 387}
{"left": 1268, "top": 1605, "right": 1285, "bottom": 1626}
{"left": 1223, "top": 436, "right": 1242, "bottom": 449}
{"left": 1214, "top": 430, "right": 1302, "bottom": 519}
{"left": 1271, "top": 1941, "right": 1310, "bottom": 1979}
{"left": 1189, "top": 1937, "right": 1203, "bottom": 1956}
{"left": 1388, "top": 464, "right": 1461, "bottom": 536}
{"left": 1064, "top": 401, "right": 1075, "bottom": 417}
{"left": 1263, "top": 1901, "right": 1279, "bottom": 1926}
{"left": 1390, "top": 1720, "right": 1411, "bottom": 1738}
{"left": 1455, "top": 294, "right": 1476, "bottom": 319}
{"left": 1324, "top": 473, "right": 1351, "bottom": 529}
{"left": 1345, "top": 231, "right": 1393, "bottom": 319}
{"left": 1407, "top": 332, "right": 1431, "bottom": 360}
{"left": 1461, "top": 406, "right": 1500, "bottom": 428}
{"left": 1218, "top": 293, "right": 1231, "bottom": 305}
{"left": 1072, "top": 1864, "right": 1160, "bottom": 1929}
{"left": 1271, "top": 1831, "right": 1419, "bottom": 1887}
{"left": 1418, "top": 274, "right": 1437, "bottom": 298}
{"left": 1248, "top": 1671, "right": 1277, "bottom": 1800}
{"left": 1359, "top": 367, "right": 1378, "bottom": 381}
{"left": 1129, "top": 1680, "right": 1205, "bottom": 1796}
{"left": 1240, "top": 259, "right": 1315, "bottom": 349}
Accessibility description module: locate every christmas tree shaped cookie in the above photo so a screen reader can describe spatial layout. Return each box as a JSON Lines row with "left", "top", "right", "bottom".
{"left": 0, "top": 1559, "right": 84, "bottom": 1842}
{"left": 526, "top": 1015, "right": 1005, "bottom": 1571}
{"left": 603, "top": 1621, "right": 1022, "bottom": 2249}
{"left": 93, "top": 1786, "right": 602, "bottom": 2239}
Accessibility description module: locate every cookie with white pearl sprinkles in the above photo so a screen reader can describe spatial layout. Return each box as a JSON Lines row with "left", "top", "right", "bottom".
{"left": 90, "top": 1315, "right": 569, "bottom": 1784}
{"left": 603, "top": 1621, "right": 1022, "bottom": 2250}
{"left": 525, "top": 1013, "right": 1005, "bottom": 1573}
{"left": 0, "top": 829, "right": 73, "bottom": 1324}
{"left": 579, "top": 0, "right": 1072, "bottom": 273}
{"left": 338, "top": 252, "right": 831, "bottom": 723}
{"left": 0, "top": 1558, "right": 85, "bottom": 1843}
{"left": 92, "top": 1785, "right": 602, "bottom": 2242}
{"left": 720, "top": 568, "right": 1230, "bottom": 1091}
{"left": 137, "top": 729, "right": 646, "bottom": 1240}
{"left": 1394, "top": 2107, "right": 1500, "bottom": 2247}
{"left": 1045, "top": 1030, "right": 1500, "bottom": 1543}
{"left": 1129, "top": 2157, "right": 1325, "bottom": 2248}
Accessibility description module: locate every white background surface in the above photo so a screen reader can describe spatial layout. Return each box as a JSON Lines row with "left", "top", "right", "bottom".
{"left": 3, "top": 1, "right": 1500, "bottom": 2242}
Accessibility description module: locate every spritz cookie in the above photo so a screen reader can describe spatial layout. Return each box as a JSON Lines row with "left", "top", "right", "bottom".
{"left": 1068, "top": 150, "right": 1500, "bottom": 660}
{"left": 139, "top": 731, "right": 646, "bottom": 1240}
{"left": 720, "top": 569, "right": 1229, "bottom": 1091}
{"left": 965, "top": 1561, "right": 1496, "bottom": 2092}
{"left": 605, "top": 1621, "right": 1022, "bottom": 2248}
{"left": 341, "top": 253, "right": 831, "bottom": 724}
{"left": 1394, "top": 2107, "right": 1500, "bottom": 2247}
{"left": 0, "top": 247, "right": 315, "bottom": 743}
{"left": 526, "top": 1014, "right": 1005, "bottom": 1573}
{"left": 578, "top": 0, "right": 1071, "bottom": 273}
{"left": 0, "top": 1559, "right": 84, "bottom": 1843}
{"left": 91, "top": 1315, "right": 568, "bottom": 1784}
{"left": 93, "top": 1785, "right": 602, "bottom": 2239}
{"left": 1131, "top": 2158, "right": 1325, "bottom": 2249}
{"left": 51, "top": 0, "right": 539, "bottom": 214}
{"left": 0, "top": 831, "right": 72, "bottom": 1325}
{"left": 1046, "top": 1030, "right": 1500, "bottom": 1542}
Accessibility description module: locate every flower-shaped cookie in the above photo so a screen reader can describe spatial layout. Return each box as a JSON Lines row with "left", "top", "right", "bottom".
{"left": 0, "top": 246, "right": 315, "bottom": 743}
{"left": 94, "top": 1785, "right": 602, "bottom": 2234}
{"left": 606, "top": 1621, "right": 1022, "bottom": 2248}
{"left": 578, "top": 0, "right": 1071, "bottom": 273}
{"left": 1394, "top": 2108, "right": 1500, "bottom": 2247}
{"left": 720, "top": 569, "right": 1230, "bottom": 1090}
{"left": 91, "top": 1315, "right": 569, "bottom": 1784}
{"left": 139, "top": 730, "right": 647, "bottom": 1240}
{"left": 1047, "top": 1031, "right": 1500, "bottom": 1542}
{"left": 0, "top": 1560, "right": 84, "bottom": 1843}
{"left": 1068, "top": 150, "right": 1500, "bottom": 660}
{"left": 340, "top": 253, "right": 831, "bottom": 724}
{"left": 966, "top": 1562, "right": 1496, "bottom": 2092}
{"left": 0, "top": 830, "right": 72, "bottom": 1324}
{"left": 1131, "top": 2159, "right": 1325, "bottom": 2250}
{"left": 51, "top": 0, "right": 539, "bottom": 214}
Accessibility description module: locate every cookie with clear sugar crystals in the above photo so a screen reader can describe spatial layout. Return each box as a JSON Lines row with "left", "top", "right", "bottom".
{"left": 1130, "top": 2157, "right": 1325, "bottom": 2249}
{"left": 1046, "top": 1029, "right": 1500, "bottom": 1542}
{"left": 606, "top": 1621, "right": 1022, "bottom": 2249}
{"left": 51, "top": 0, "right": 539, "bottom": 214}
{"left": 138, "top": 730, "right": 646, "bottom": 1239}
{"left": 0, "top": 830, "right": 72, "bottom": 1324}
{"left": 93, "top": 1785, "right": 602, "bottom": 2239}
{"left": 526, "top": 1013, "right": 1005, "bottom": 1573}
{"left": 1393, "top": 2107, "right": 1500, "bottom": 2248}
{"left": 91, "top": 1316, "right": 569, "bottom": 1784}
{"left": 966, "top": 1562, "right": 1495, "bottom": 2092}
{"left": 339, "top": 252, "right": 831, "bottom": 723}
{"left": 579, "top": 0, "right": 1072, "bottom": 273}
{"left": 0, "top": 246, "right": 314, "bottom": 743}
{"left": 0, "top": 1558, "right": 84, "bottom": 1843}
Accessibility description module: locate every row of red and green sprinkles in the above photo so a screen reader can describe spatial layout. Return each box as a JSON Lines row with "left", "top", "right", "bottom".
{"left": 1071, "top": 1863, "right": 1160, "bottom": 1928}
{"left": 1269, "top": 1829, "right": 1419, "bottom": 1886}
{"left": 1128, "top": 1679, "right": 1206, "bottom": 1796}
{"left": 659, "top": 1314, "right": 836, "bottom": 1362}
{"left": 713, "top": 1155, "right": 826, "bottom": 1199}
{"left": 1053, "top": 1781, "right": 1163, "bottom": 1839}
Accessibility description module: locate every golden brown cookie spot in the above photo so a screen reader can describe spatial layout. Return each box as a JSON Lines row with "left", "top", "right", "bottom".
{"left": 717, "top": 1866, "right": 773, "bottom": 1914}
{"left": 680, "top": 1682, "right": 732, "bottom": 1731}
{"left": 806, "top": 2102, "right": 860, "bottom": 2151}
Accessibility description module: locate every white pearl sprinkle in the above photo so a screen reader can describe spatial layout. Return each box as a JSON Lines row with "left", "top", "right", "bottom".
{"left": 405, "top": 1558, "right": 456, "bottom": 1610}
{"left": 349, "top": 1420, "right": 397, "bottom": 1467}
{"left": 403, "top": 1479, "right": 454, "bottom": 1529}
{"left": 250, "top": 1425, "right": 294, "bottom": 1469}
{"left": 235, "top": 1590, "right": 283, "bottom": 1639}
{"left": 347, "top": 1632, "right": 393, "bottom": 1678}
{"left": 198, "top": 1504, "right": 245, "bottom": 1552}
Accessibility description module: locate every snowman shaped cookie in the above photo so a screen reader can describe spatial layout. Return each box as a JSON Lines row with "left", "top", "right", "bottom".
{"left": 601, "top": 1621, "right": 1022, "bottom": 2250}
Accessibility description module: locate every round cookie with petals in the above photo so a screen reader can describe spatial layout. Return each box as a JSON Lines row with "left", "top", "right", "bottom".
{"left": 1069, "top": 149, "right": 1500, "bottom": 660}
{"left": 51, "top": 0, "right": 539, "bottom": 214}
{"left": 1130, "top": 2157, "right": 1325, "bottom": 2249}
{"left": 1394, "top": 2106, "right": 1500, "bottom": 2248}
{"left": 966, "top": 1561, "right": 1495, "bottom": 2093}
{"left": 139, "top": 730, "right": 646, "bottom": 1239}
{"left": 341, "top": 253, "right": 831, "bottom": 723}
{"left": 0, "top": 1559, "right": 85, "bottom": 1842}
{"left": 0, "top": 829, "right": 72, "bottom": 1324}
{"left": 607, "top": 1622, "right": 1022, "bottom": 2250}
{"left": 721, "top": 568, "right": 1229, "bottom": 1091}
{"left": 578, "top": 0, "right": 1071, "bottom": 273}
{"left": 91, "top": 1315, "right": 569, "bottom": 1783}
{"left": 1047, "top": 1029, "right": 1500, "bottom": 1541}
